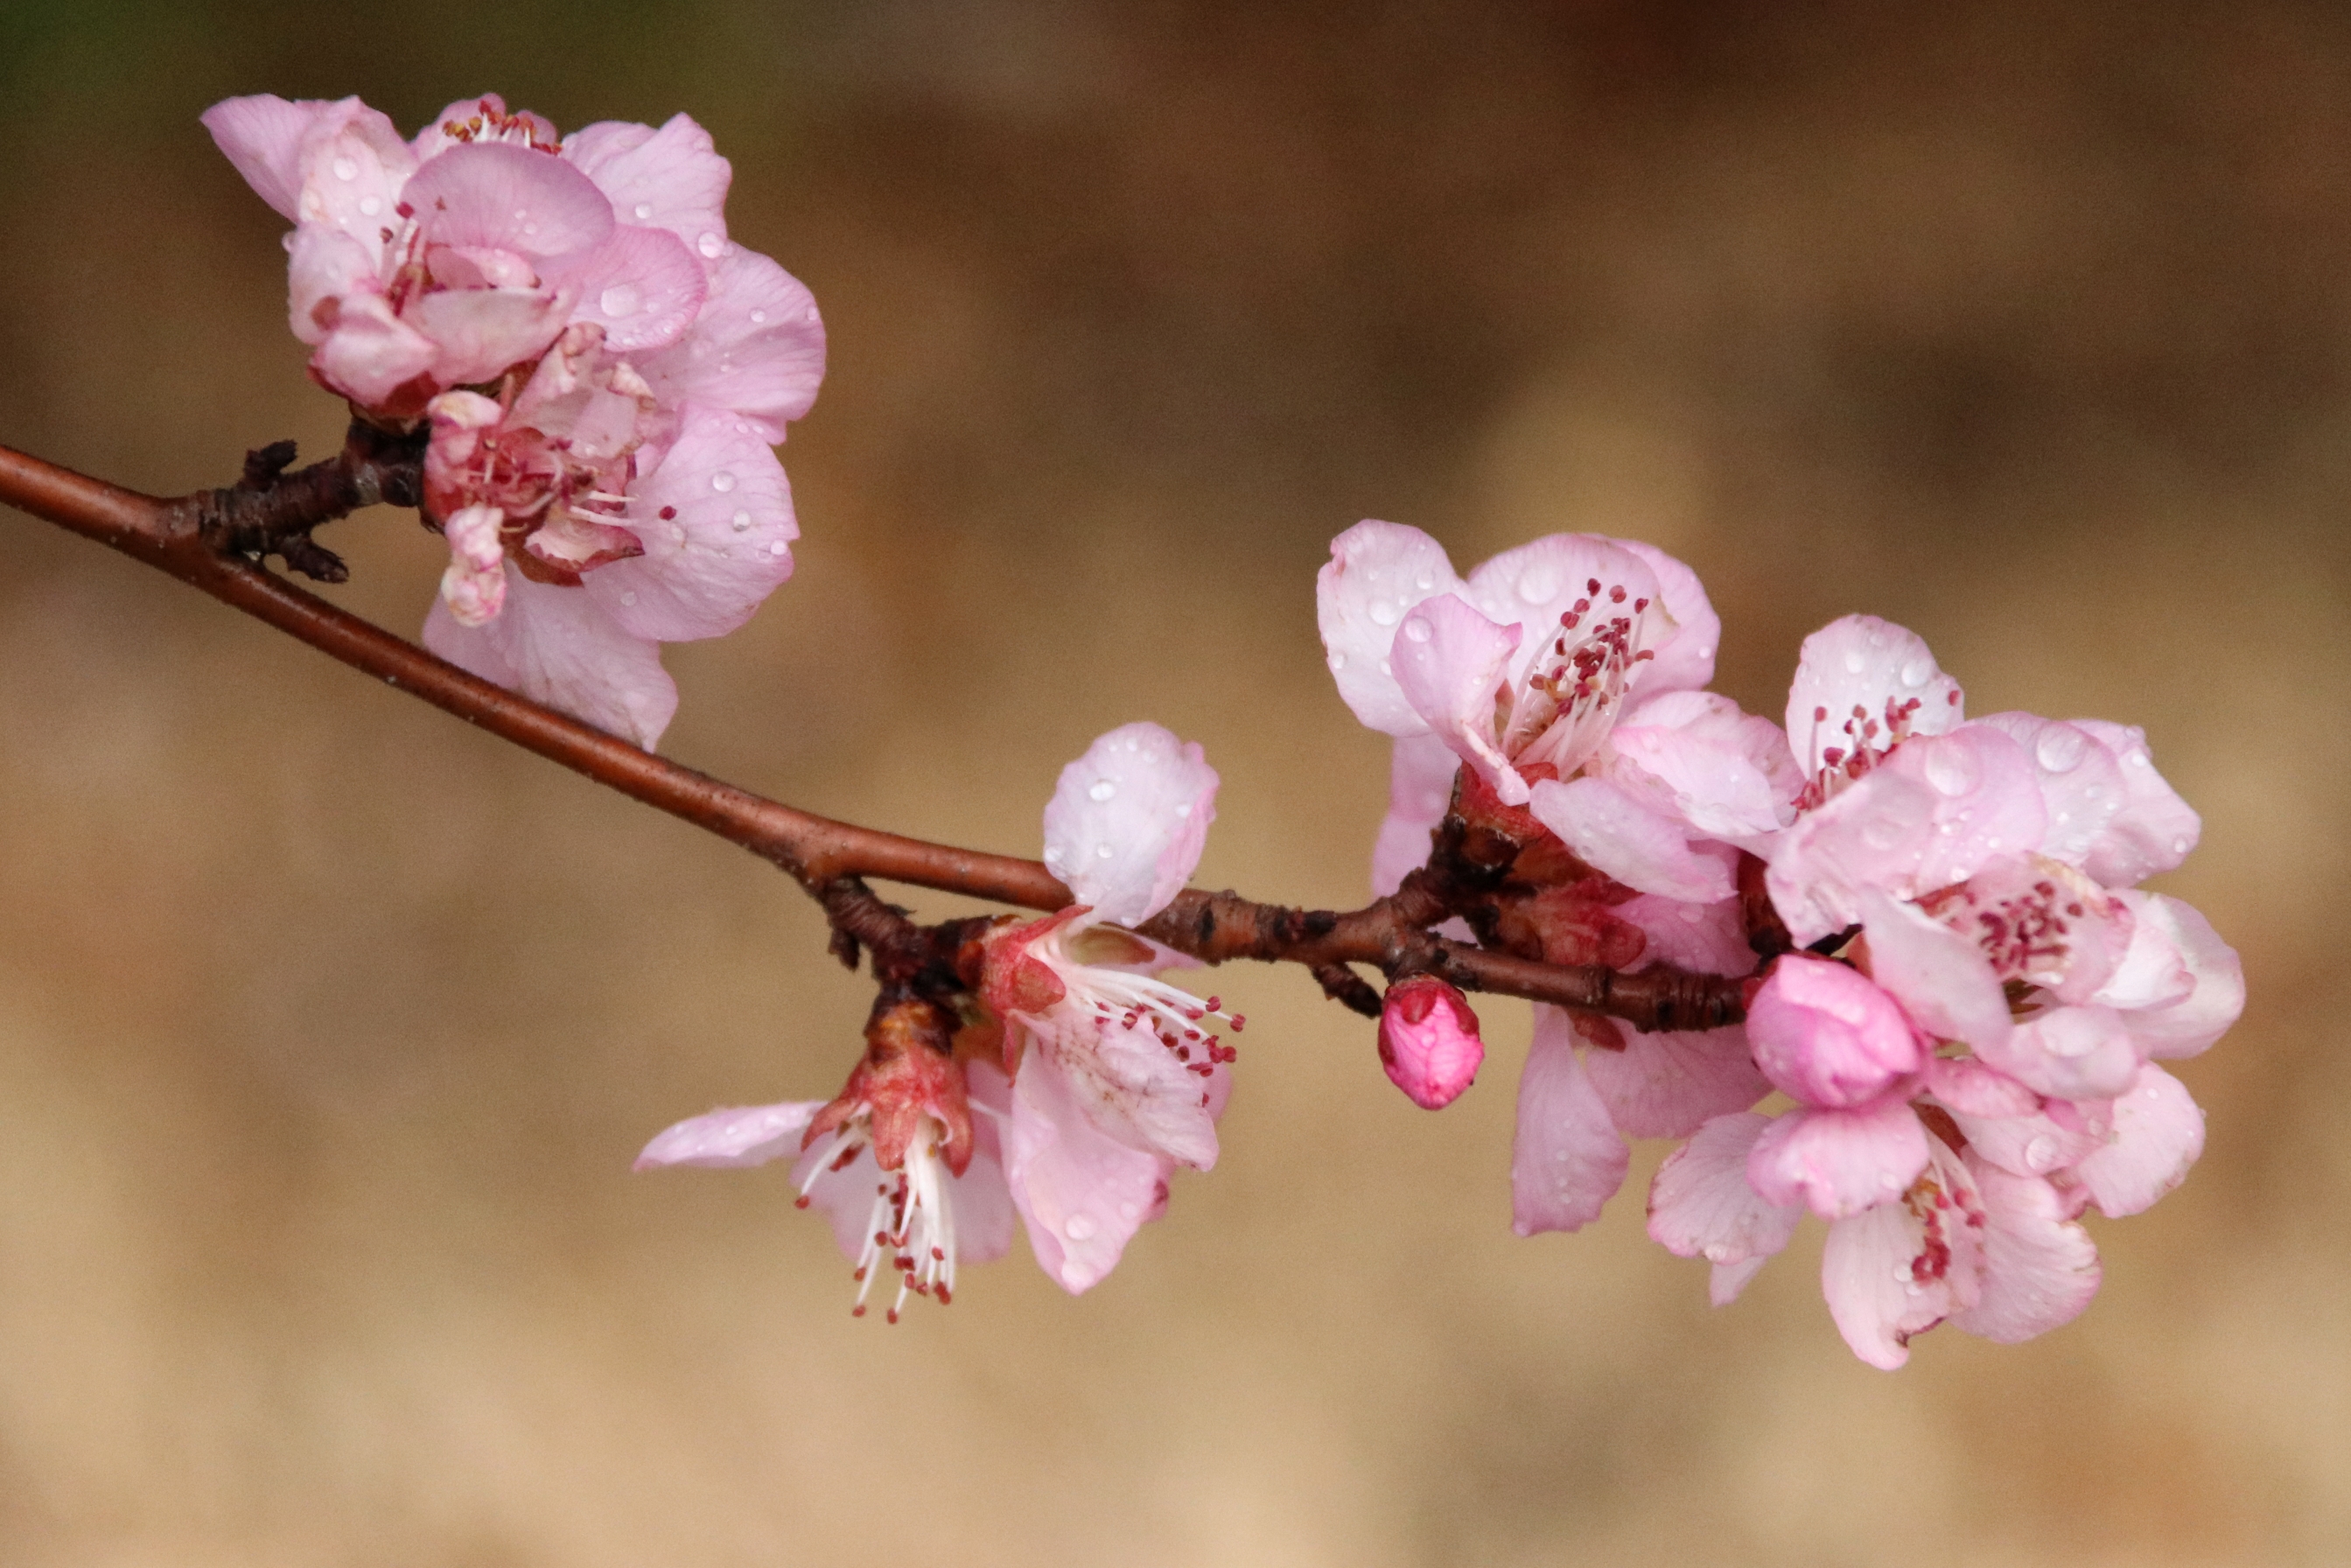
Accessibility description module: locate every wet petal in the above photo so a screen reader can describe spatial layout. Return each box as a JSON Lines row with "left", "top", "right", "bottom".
{"left": 2073, "top": 1063, "right": 2203, "bottom": 1217}
{"left": 2072, "top": 719, "right": 2202, "bottom": 886}
{"left": 423, "top": 568, "right": 679, "bottom": 749}
{"left": 1529, "top": 774, "right": 1737, "bottom": 903}
{"left": 1785, "top": 615, "right": 1964, "bottom": 780}
{"left": 203, "top": 94, "right": 327, "bottom": 220}
{"left": 1371, "top": 732, "right": 1459, "bottom": 897}
{"left": 1316, "top": 521, "right": 1465, "bottom": 737}
{"left": 996, "top": 1051, "right": 1172, "bottom": 1294}
{"left": 558, "top": 224, "right": 710, "bottom": 352}
{"left": 1587, "top": 1025, "right": 1768, "bottom": 1139}
{"left": 1748, "top": 1097, "right": 1930, "bottom": 1219}
{"left": 564, "top": 113, "right": 733, "bottom": 265}
{"left": 1040, "top": 722, "right": 1218, "bottom": 926}
{"left": 639, "top": 248, "right": 827, "bottom": 438}
{"left": 1510, "top": 1007, "right": 1631, "bottom": 1235}
{"left": 590, "top": 409, "right": 796, "bottom": 641}
{"left": 406, "top": 141, "right": 614, "bottom": 259}
{"left": 634, "top": 1100, "right": 823, "bottom": 1169}
{"left": 1648, "top": 1111, "right": 1802, "bottom": 1293}
{"left": 1949, "top": 1156, "right": 2101, "bottom": 1343}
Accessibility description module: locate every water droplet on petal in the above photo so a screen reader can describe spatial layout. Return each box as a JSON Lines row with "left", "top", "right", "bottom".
{"left": 1117, "top": 1200, "right": 1139, "bottom": 1222}
{"left": 1368, "top": 599, "right": 1400, "bottom": 627}
{"left": 332, "top": 157, "right": 359, "bottom": 181}
{"left": 767, "top": 541, "right": 787, "bottom": 556}
{"left": 697, "top": 231, "right": 725, "bottom": 258}
{"left": 598, "top": 284, "right": 642, "bottom": 318}
{"left": 1922, "top": 744, "right": 1980, "bottom": 797}
{"left": 1329, "top": 653, "right": 1347, "bottom": 670}
{"left": 633, "top": 202, "right": 654, "bottom": 220}
{"left": 710, "top": 471, "right": 736, "bottom": 493}
{"left": 1899, "top": 657, "right": 1934, "bottom": 688}
{"left": 358, "top": 195, "right": 382, "bottom": 217}
{"left": 1063, "top": 1214, "right": 1097, "bottom": 1240}
{"left": 2171, "top": 835, "right": 2190, "bottom": 854}
{"left": 619, "top": 590, "right": 638, "bottom": 606}
{"left": 749, "top": 309, "right": 766, "bottom": 323}
{"left": 1413, "top": 570, "right": 1434, "bottom": 591}
{"left": 730, "top": 509, "right": 752, "bottom": 532}
{"left": 1095, "top": 843, "right": 1115, "bottom": 859}
{"left": 2035, "top": 726, "right": 2088, "bottom": 774}
{"left": 1843, "top": 648, "right": 1867, "bottom": 675}
{"left": 1173, "top": 802, "right": 1191, "bottom": 818}
{"left": 1088, "top": 780, "right": 1117, "bottom": 802}
{"left": 2025, "top": 1134, "right": 2057, "bottom": 1172}
{"left": 1379, "top": 659, "right": 1391, "bottom": 676}
{"left": 1403, "top": 617, "right": 1433, "bottom": 644}
{"left": 1516, "top": 570, "right": 1557, "bottom": 605}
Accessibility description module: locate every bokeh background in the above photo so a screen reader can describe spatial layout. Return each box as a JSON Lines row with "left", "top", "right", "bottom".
{"left": 0, "top": 1, "right": 2346, "bottom": 1563}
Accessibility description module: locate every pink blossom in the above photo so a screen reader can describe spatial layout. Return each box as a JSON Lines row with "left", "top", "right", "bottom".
{"left": 1377, "top": 976, "right": 1486, "bottom": 1110}
{"left": 978, "top": 723, "right": 1235, "bottom": 1289}
{"left": 1747, "top": 953, "right": 1923, "bottom": 1109}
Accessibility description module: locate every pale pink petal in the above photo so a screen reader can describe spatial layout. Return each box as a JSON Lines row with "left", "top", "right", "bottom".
{"left": 1648, "top": 1112, "right": 1802, "bottom": 1289}
{"left": 1746, "top": 956, "right": 1922, "bottom": 1110}
{"left": 1970, "top": 712, "right": 2128, "bottom": 866}
{"left": 587, "top": 410, "right": 796, "bottom": 642}
{"left": 1605, "top": 690, "right": 1801, "bottom": 842}
{"left": 1039, "top": 722, "right": 1218, "bottom": 926}
{"left": 1947, "top": 1098, "right": 2110, "bottom": 1180}
{"left": 1392, "top": 593, "right": 1527, "bottom": 801}
{"left": 2072, "top": 719, "right": 2202, "bottom": 886}
{"left": 437, "top": 503, "right": 507, "bottom": 627}
{"left": 556, "top": 225, "right": 710, "bottom": 352}
{"left": 1767, "top": 725, "right": 2048, "bottom": 945}
{"left": 1748, "top": 1097, "right": 1929, "bottom": 1219}
{"left": 997, "top": 1050, "right": 1172, "bottom": 1294}
{"left": 423, "top": 568, "right": 679, "bottom": 749}
{"left": 290, "top": 102, "right": 416, "bottom": 249}
{"left": 285, "top": 226, "right": 385, "bottom": 347}
{"left": 1510, "top": 1007, "right": 1631, "bottom": 1236}
{"left": 2090, "top": 890, "right": 2194, "bottom": 1012}
{"left": 407, "top": 286, "right": 565, "bottom": 387}
{"left": 564, "top": 114, "right": 733, "bottom": 265}
{"left": 633, "top": 1100, "right": 823, "bottom": 1169}
{"left": 1711, "top": 1256, "right": 1773, "bottom": 1306}
{"left": 1588, "top": 1026, "right": 1768, "bottom": 1139}
{"left": 1615, "top": 538, "right": 1720, "bottom": 696}
{"left": 406, "top": 142, "right": 614, "bottom": 259}
{"left": 1977, "top": 1004, "right": 2143, "bottom": 1101}
{"left": 1949, "top": 1156, "right": 2101, "bottom": 1343}
{"left": 1785, "top": 615, "right": 1964, "bottom": 780}
{"left": 1371, "top": 732, "right": 1459, "bottom": 897}
{"left": 950, "top": 1061, "right": 1023, "bottom": 1266}
{"left": 1316, "top": 520, "right": 1464, "bottom": 736}
{"left": 1857, "top": 888, "right": 2012, "bottom": 1051}
{"left": 1614, "top": 894, "right": 1758, "bottom": 977}
{"left": 2073, "top": 1063, "right": 2204, "bottom": 1217}
{"left": 203, "top": 94, "right": 325, "bottom": 220}
{"left": 2117, "top": 896, "right": 2243, "bottom": 1060}
{"left": 639, "top": 249, "right": 827, "bottom": 439}
{"left": 1529, "top": 774, "right": 1737, "bottom": 903}
{"left": 1033, "top": 1015, "right": 1224, "bottom": 1171}
{"left": 311, "top": 293, "right": 441, "bottom": 408}
{"left": 1922, "top": 1056, "right": 2040, "bottom": 1119}
{"left": 1820, "top": 1169, "right": 1977, "bottom": 1371}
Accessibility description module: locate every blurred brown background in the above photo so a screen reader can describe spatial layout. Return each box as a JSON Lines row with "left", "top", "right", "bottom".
{"left": 1, "top": 1, "right": 2346, "bottom": 1563}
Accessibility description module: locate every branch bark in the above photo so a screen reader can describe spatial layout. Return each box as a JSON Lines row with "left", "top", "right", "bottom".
{"left": 0, "top": 433, "right": 1747, "bottom": 1032}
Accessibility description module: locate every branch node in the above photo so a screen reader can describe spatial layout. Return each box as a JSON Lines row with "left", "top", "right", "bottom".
{"left": 1309, "top": 962, "right": 1383, "bottom": 1018}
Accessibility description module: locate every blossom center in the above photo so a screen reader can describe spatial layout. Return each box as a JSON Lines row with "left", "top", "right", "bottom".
{"left": 1507, "top": 577, "right": 1659, "bottom": 774}
{"left": 795, "top": 1114, "right": 963, "bottom": 1323}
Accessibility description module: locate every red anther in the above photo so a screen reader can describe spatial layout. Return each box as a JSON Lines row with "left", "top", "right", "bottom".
{"left": 852, "top": 1304, "right": 867, "bottom": 1317}
{"left": 932, "top": 1246, "right": 945, "bottom": 1261}
{"left": 935, "top": 1284, "right": 953, "bottom": 1305}
{"left": 1634, "top": 597, "right": 1649, "bottom": 612}
{"left": 1563, "top": 612, "right": 1580, "bottom": 630}
{"left": 885, "top": 1309, "right": 900, "bottom": 1325}
{"left": 1204, "top": 997, "right": 1221, "bottom": 1012}
{"left": 659, "top": 506, "right": 677, "bottom": 521}
{"left": 1230, "top": 1016, "right": 1246, "bottom": 1031}
{"left": 1176, "top": 1046, "right": 1192, "bottom": 1060}
{"left": 1608, "top": 584, "right": 1627, "bottom": 603}
{"left": 794, "top": 1195, "right": 811, "bottom": 1208}
{"left": 1586, "top": 578, "right": 1600, "bottom": 593}
{"left": 1572, "top": 597, "right": 1591, "bottom": 613}
{"left": 853, "top": 1265, "right": 868, "bottom": 1282}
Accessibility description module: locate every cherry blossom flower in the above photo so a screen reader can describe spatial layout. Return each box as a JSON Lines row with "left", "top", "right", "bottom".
{"left": 205, "top": 92, "right": 825, "bottom": 748}
{"left": 635, "top": 1004, "right": 1012, "bottom": 1322}
{"left": 978, "top": 722, "right": 1238, "bottom": 1291}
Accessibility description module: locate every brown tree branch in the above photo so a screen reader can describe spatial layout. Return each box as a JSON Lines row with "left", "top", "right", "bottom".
{"left": 0, "top": 433, "right": 1748, "bottom": 1032}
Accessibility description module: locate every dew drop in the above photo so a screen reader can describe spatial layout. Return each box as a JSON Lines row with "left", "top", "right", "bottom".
{"left": 1095, "top": 843, "right": 1115, "bottom": 860}
{"left": 633, "top": 202, "right": 654, "bottom": 220}
{"left": 332, "top": 157, "right": 358, "bottom": 181}
{"left": 710, "top": 471, "right": 736, "bottom": 493}
{"left": 358, "top": 195, "right": 382, "bottom": 217}
{"left": 730, "top": 509, "right": 752, "bottom": 532}
{"left": 1379, "top": 658, "right": 1391, "bottom": 676}
{"left": 1088, "top": 780, "right": 1117, "bottom": 802}
{"left": 1922, "top": 744, "right": 1980, "bottom": 797}
{"left": 1843, "top": 648, "right": 1867, "bottom": 675}
{"left": 1899, "top": 656, "right": 1934, "bottom": 688}
{"left": 697, "top": 231, "right": 725, "bottom": 258}
{"left": 1515, "top": 570, "right": 1557, "bottom": 605}
{"left": 1413, "top": 570, "right": 1434, "bottom": 591}
{"left": 1403, "top": 618, "right": 1433, "bottom": 644}
{"left": 1329, "top": 653, "right": 1347, "bottom": 671}
{"left": 2024, "top": 1134, "right": 2058, "bottom": 1172}
{"left": 749, "top": 309, "right": 767, "bottom": 324}
{"left": 599, "top": 284, "right": 642, "bottom": 318}
{"left": 1117, "top": 1200, "right": 1140, "bottom": 1222}
{"left": 1174, "top": 802, "right": 1192, "bottom": 818}
{"left": 1368, "top": 599, "right": 1400, "bottom": 627}
{"left": 2034, "top": 726, "right": 2087, "bottom": 774}
{"left": 2171, "top": 835, "right": 2191, "bottom": 854}
{"left": 619, "top": 591, "right": 638, "bottom": 606}
{"left": 767, "top": 541, "right": 787, "bottom": 556}
{"left": 1063, "top": 1214, "right": 1097, "bottom": 1241}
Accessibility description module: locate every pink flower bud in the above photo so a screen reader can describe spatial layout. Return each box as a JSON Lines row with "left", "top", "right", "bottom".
{"left": 1378, "top": 976, "right": 1486, "bottom": 1110}
{"left": 1747, "top": 955, "right": 1921, "bottom": 1108}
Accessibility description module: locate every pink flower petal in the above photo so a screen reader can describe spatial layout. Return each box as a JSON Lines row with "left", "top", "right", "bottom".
{"left": 2072, "top": 1063, "right": 2204, "bottom": 1217}
{"left": 1748, "top": 1097, "right": 1930, "bottom": 1219}
{"left": 1039, "top": 722, "right": 1218, "bottom": 927}
{"left": 203, "top": 94, "right": 325, "bottom": 221}
{"left": 1032, "top": 1013, "right": 1224, "bottom": 1172}
{"left": 1371, "top": 732, "right": 1459, "bottom": 897}
{"left": 1587, "top": 1025, "right": 1768, "bottom": 1139}
{"left": 1949, "top": 1156, "right": 2101, "bottom": 1343}
{"left": 2090, "top": 890, "right": 2194, "bottom": 1012}
{"left": 1615, "top": 538, "right": 1720, "bottom": 696}
{"left": 1377, "top": 976, "right": 1486, "bottom": 1110}
{"left": 1529, "top": 774, "right": 1738, "bottom": 903}
{"left": 1316, "top": 521, "right": 1466, "bottom": 738}
{"left": 948, "top": 1061, "right": 1023, "bottom": 1267}
{"left": 557, "top": 225, "right": 710, "bottom": 353}
{"left": 1857, "top": 888, "right": 2012, "bottom": 1050}
{"left": 286, "top": 226, "right": 384, "bottom": 347}
{"left": 423, "top": 568, "right": 679, "bottom": 749}
{"left": 994, "top": 1051, "right": 1172, "bottom": 1294}
{"left": 2071, "top": 719, "right": 2202, "bottom": 886}
{"left": 1461, "top": 535, "right": 1662, "bottom": 696}
{"left": 2116, "top": 895, "right": 2243, "bottom": 1060}
{"left": 1392, "top": 593, "right": 1528, "bottom": 801}
{"left": 564, "top": 113, "right": 734, "bottom": 266}
{"left": 1614, "top": 892, "right": 1757, "bottom": 977}
{"left": 1604, "top": 689, "right": 1801, "bottom": 843}
{"left": 639, "top": 248, "right": 827, "bottom": 439}
{"left": 1977, "top": 1004, "right": 2143, "bottom": 1101}
{"left": 291, "top": 102, "right": 417, "bottom": 250}
{"left": 1648, "top": 1111, "right": 1802, "bottom": 1296}
{"left": 634, "top": 1100, "right": 822, "bottom": 1169}
{"left": 1946, "top": 1097, "right": 2110, "bottom": 1180}
{"left": 1785, "top": 615, "right": 1964, "bottom": 780}
{"left": 1970, "top": 712, "right": 2129, "bottom": 866}
{"left": 1819, "top": 1147, "right": 1984, "bottom": 1370}
{"left": 406, "top": 142, "right": 614, "bottom": 260}
{"left": 1922, "top": 1056, "right": 2040, "bottom": 1119}
{"left": 406, "top": 285, "right": 565, "bottom": 388}
{"left": 1747, "top": 956, "right": 1922, "bottom": 1110}
{"left": 1510, "top": 1007, "right": 1631, "bottom": 1236}
{"left": 587, "top": 409, "right": 796, "bottom": 642}
{"left": 310, "top": 291, "right": 440, "bottom": 407}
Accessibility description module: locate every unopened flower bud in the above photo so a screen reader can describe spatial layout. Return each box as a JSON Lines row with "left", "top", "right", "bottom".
{"left": 1747, "top": 954, "right": 1921, "bottom": 1108}
{"left": 1378, "top": 976, "right": 1485, "bottom": 1110}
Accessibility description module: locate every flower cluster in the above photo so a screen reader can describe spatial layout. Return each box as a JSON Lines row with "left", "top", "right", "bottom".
{"left": 205, "top": 93, "right": 824, "bottom": 746}
{"left": 638, "top": 723, "right": 1240, "bottom": 1312}
{"left": 1320, "top": 523, "right": 2242, "bottom": 1368}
